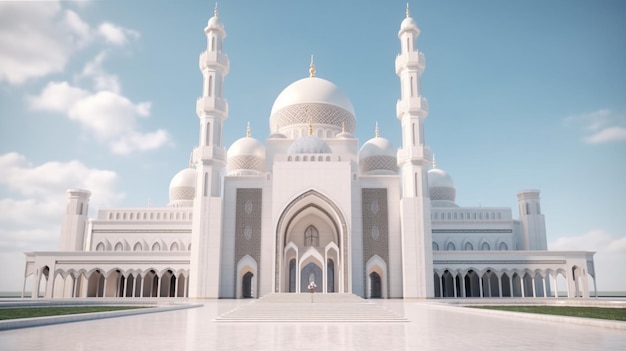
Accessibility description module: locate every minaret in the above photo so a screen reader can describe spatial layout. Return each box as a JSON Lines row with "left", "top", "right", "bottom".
{"left": 517, "top": 190, "right": 547, "bottom": 250}
{"left": 59, "top": 189, "right": 91, "bottom": 251}
{"left": 189, "top": 4, "right": 230, "bottom": 298}
{"left": 395, "top": 4, "right": 434, "bottom": 298}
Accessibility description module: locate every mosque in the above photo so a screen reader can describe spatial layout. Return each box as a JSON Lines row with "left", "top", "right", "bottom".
{"left": 23, "top": 6, "right": 596, "bottom": 300}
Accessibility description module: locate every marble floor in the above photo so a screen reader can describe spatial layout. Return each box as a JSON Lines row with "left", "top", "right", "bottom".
{"left": 1, "top": 299, "right": 625, "bottom": 351}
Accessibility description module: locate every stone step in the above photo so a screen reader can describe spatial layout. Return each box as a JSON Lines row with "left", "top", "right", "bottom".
{"left": 215, "top": 293, "right": 406, "bottom": 322}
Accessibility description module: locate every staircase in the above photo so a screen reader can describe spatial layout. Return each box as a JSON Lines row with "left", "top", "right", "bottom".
{"left": 214, "top": 293, "right": 406, "bottom": 322}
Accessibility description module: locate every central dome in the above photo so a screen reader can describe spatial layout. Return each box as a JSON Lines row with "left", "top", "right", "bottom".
{"left": 270, "top": 77, "right": 356, "bottom": 137}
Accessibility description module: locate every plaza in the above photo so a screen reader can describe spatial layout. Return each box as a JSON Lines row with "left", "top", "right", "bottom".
{"left": 1, "top": 297, "right": 625, "bottom": 350}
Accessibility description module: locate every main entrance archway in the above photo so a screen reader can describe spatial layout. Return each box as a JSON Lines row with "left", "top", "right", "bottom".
{"left": 275, "top": 190, "right": 349, "bottom": 294}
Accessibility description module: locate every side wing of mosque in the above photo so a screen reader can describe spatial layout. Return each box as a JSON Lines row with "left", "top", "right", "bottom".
{"left": 23, "top": 6, "right": 596, "bottom": 300}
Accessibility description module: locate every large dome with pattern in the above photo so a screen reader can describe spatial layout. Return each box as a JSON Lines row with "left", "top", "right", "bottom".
{"left": 269, "top": 77, "right": 356, "bottom": 137}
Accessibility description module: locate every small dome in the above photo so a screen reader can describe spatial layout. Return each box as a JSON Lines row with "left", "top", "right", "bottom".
{"left": 288, "top": 135, "right": 331, "bottom": 154}
{"left": 400, "top": 17, "right": 417, "bottom": 31}
{"left": 428, "top": 168, "right": 457, "bottom": 207}
{"left": 227, "top": 137, "right": 265, "bottom": 159}
{"left": 227, "top": 136, "right": 265, "bottom": 175}
{"left": 359, "top": 137, "right": 396, "bottom": 159}
{"left": 335, "top": 131, "right": 353, "bottom": 139}
{"left": 359, "top": 137, "right": 398, "bottom": 175}
{"left": 168, "top": 168, "right": 197, "bottom": 207}
{"left": 270, "top": 77, "right": 356, "bottom": 135}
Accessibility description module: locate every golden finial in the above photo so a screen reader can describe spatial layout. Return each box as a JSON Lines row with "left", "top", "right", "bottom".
{"left": 433, "top": 154, "right": 437, "bottom": 169}
{"left": 214, "top": 2, "right": 218, "bottom": 17}
{"left": 308, "top": 118, "right": 313, "bottom": 136}
{"left": 375, "top": 122, "right": 380, "bottom": 138}
{"left": 309, "top": 55, "right": 316, "bottom": 77}
{"left": 342, "top": 121, "right": 346, "bottom": 134}
{"left": 406, "top": 3, "right": 410, "bottom": 18}
{"left": 246, "top": 121, "right": 251, "bottom": 137}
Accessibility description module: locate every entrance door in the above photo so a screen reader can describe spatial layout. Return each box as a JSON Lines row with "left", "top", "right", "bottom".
{"left": 301, "top": 262, "right": 322, "bottom": 293}
{"left": 242, "top": 272, "right": 253, "bottom": 298}
{"left": 369, "top": 272, "right": 382, "bottom": 298}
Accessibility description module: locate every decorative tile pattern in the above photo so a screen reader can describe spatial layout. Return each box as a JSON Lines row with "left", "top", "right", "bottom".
{"left": 235, "top": 189, "right": 262, "bottom": 276}
{"left": 227, "top": 155, "right": 265, "bottom": 173}
{"left": 270, "top": 103, "right": 355, "bottom": 133}
{"left": 362, "top": 188, "right": 389, "bottom": 268}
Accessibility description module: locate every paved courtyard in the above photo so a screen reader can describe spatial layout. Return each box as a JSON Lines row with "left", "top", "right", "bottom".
{"left": 1, "top": 298, "right": 625, "bottom": 350}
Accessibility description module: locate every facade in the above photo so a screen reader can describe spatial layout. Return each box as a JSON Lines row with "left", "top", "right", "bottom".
{"left": 23, "top": 7, "right": 596, "bottom": 300}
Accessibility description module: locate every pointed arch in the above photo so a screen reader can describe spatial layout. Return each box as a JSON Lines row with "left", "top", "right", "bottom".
{"left": 274, "top": 189, "right": 349, "bottom": 293}
{"left": 365, "top": 254, "right": 388, "bottom": 299}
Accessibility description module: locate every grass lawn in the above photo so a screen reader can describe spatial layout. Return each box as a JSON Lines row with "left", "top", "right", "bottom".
{"left": 471, "top": 306, "right": 626, "bottom": 321}
{"left": 0, "top": 306, "right": 149, "bottom": 320}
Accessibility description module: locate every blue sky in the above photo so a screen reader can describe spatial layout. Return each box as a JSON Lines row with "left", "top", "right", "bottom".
{"left": 0, "top": 0, "right": 624, "bottom": 292}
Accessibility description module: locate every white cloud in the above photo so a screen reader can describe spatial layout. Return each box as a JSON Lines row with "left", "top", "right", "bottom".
{"left": 98, "top": 22, "right": 140, "bottom": 46}
{"left": 0, "top": 1, "right": 140, "bottom": 84}
{"left": 0, "top": 152, "right": 125, "bottom": 291}
{"left": 564, "top": 109, "right": 626, "bottom": 144}
{"left": 584, "top": 126, "right": 626, "bottom": 144}
{"left": 28, "top": 81, "right": 170, "bottom": 154}
{"left": 81, "top": 51, "right": 121, "bottom": 93}
{"left": 549, "top": 230, "right": 626, "bottom": 292}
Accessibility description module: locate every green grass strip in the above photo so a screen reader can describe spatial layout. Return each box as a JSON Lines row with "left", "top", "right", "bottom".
{"left": 0, "top": 306, "right": 149, "bottom": 320}
{"left": 471, "top": 306, "right": 626, "bottom": 321}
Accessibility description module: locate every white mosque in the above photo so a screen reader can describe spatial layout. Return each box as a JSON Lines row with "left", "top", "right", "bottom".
{"left": 23, "top": 6, "right": 596, "bottom": 300}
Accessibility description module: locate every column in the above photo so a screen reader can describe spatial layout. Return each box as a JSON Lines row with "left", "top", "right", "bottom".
{"left": 174, "top": 276, "right": 179, "bottom": 298}
{"left": 479, "top": 277, "right": 484, "bottom": 298}
{"left": 123, "top": 276, "right": 128, "bottom": 298}
{"left": 552, "top": 274, "right": 558, "bottom": 298}
{"left": 531, "top": 277, "right": 536, "bottom": 298}
{"left": 102, "top": 277, "right": 107, "bottom": 298}
{"left": 157, "top": 276, "right": 162, "bottom": 298}
{"left": 140, "top": 276, "right": 145, "bottom": 298}
{"left": 521, "top": 278, "right": 525, "bottom": 298}
{"left": 498, "top": 276, "right": 503, "bottom": 298}
{"left": 132, "top": 277, "right": 137, "bottom": 298}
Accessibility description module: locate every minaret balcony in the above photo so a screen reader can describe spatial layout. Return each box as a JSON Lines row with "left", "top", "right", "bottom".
{"left": 196, "top": 96, "right": 229, "bottom": 116}
{"left": 395, "top": 51, "right": 425, "bottom": 75}
{"left": 396, "top": 96, "right": 429, "bottom": 118}
{"left": 397, "top": 146, "right": 432, "bottom": 165}
{"left": 193, "top": 146, "right": 227, "bottom": 163}
{"left": 199, "top": 50, "right": 230, "bottom": 73}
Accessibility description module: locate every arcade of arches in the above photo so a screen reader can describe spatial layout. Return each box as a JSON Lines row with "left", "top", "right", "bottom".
{"left": 26, "top": 267, "right": 189, "bottom": 299}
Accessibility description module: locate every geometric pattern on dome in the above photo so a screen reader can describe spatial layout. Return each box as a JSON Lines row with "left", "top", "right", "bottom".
{"left": 227, "top": 155, "right": 265, "bottom": 173}
{"left": 360, "top": 155, "right": 399, "bottom": 174}
{"left": 430, "top": 186, "right": 456, "bottom": 202}
{"left": 270, "top": 103, "right": 355, "bottom": 133}
{"left": 169, "top": 186, "right": 196, "bottom": 201}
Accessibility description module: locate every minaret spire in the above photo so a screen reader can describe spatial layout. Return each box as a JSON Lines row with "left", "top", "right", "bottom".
{"left": 406, "top": 3, "right": 410, "bottom": 18}
{"left": 375, "top": 122, "right": 380, "bottom": 138}
{"left": 246, "top": 121, "right": 251, "bottom": 137}
{"left": 309, "top": 55, "right": 316, "bottom": 77}
{"left": 433, "top": 154, "right": 437, "bottom": 169}
{"left": 214, "top": 2, "right": 218, "bottom": 17}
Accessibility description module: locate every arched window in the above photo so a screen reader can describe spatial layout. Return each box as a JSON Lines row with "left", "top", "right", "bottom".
{"left": 499, "top": 242, "right": 508, "bottom": 251}
{"left": 114, "top": 242, "right": 123, "bottom": 251}
{"left": 304, "top": 225, "right": 319, "bottom": 247}
{"left": 133, "top": 242, "right": 142, "bottom": 251}
{"left": 170, "top": 242, "right": 179, "bottom": 251}
{"left": 432, "top": 242, "right": 439, "bottom": 251}
{"left": 95, "top": 242, "right": 105, "bottom": 251}
{"left": 464, "top": 242, "right": 473, "bottom": 251}
{"left": 446, "top": 242, "right": 456, "bottom": 251}
{"left": 481, "top": 242, "right": 491, "bottom": 251}
{"left": 152, "top": 242, "right": 161, "bottom": 251}
{"left": 208, "top": 75, "right": 213, "bottom": 97}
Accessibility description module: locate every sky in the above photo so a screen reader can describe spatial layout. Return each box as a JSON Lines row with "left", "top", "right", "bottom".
{"left": 0, "top": 0, "right": 624, "bottom": 293}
